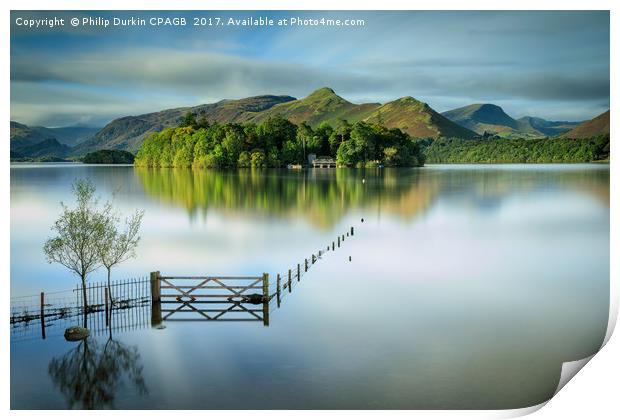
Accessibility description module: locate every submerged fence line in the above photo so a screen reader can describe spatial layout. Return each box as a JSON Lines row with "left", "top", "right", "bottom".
{"left": 267, "top": 225, "right": 356, "bottom": 313}
{"left": 12, "top": 223, "right": 360, "bottom": 336}
{"left": 10, "top": 276, "right": 152, "bottom": 340}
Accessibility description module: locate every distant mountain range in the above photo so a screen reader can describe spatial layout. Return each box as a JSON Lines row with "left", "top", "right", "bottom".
{"left": 441, "top": 104, "right": 584, "bottom": 139}
{"left": 10, "top": 138, "right": 72, "bottom": 160}
{"left": 10, "top": 88, "right": 610, "bottom": 159}
{"left": 10, "top": 121, "right": 100, "bottom": 148}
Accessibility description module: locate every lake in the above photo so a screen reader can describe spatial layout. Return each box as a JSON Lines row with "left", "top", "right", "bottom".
{"left": 10, "top": 163, "right": 610, "bottom": 409}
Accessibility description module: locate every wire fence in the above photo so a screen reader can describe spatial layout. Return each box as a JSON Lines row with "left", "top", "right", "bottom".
{"left": 10, "top": 277, "right": 151, "bottom": 342}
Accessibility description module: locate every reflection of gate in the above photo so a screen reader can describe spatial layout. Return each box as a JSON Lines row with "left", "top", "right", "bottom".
{"left": 150, "top": 272, "right": 270, "bottom": 326}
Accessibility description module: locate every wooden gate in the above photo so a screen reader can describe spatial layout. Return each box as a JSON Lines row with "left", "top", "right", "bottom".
{"left": 150, "top": 272, "right": 270, "bottom": 326}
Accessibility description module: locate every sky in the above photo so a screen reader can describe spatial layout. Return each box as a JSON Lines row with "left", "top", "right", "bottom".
{"left": 10, "top": 10, "right": 610, "bottom": 127}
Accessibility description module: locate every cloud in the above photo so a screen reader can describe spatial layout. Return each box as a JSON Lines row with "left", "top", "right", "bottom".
{"left": 9, "top": 11, "right": 610, "bottom": 125}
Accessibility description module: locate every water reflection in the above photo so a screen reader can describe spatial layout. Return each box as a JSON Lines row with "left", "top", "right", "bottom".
{"left": 134, "top": 166, "right": 610, "bottom": 229}
{"left": 135, "top": 167, "right": 438, "bottom": 228}
{"left": 48, "top": 318, "right": 148, "bottom": 409}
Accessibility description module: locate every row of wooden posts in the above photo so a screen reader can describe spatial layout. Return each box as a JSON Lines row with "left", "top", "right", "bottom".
{"left": 273, "top": 225, "right": 354, "bottom": 309}
{"left": 148, "top": 225, "right": 356, "bottom": 327}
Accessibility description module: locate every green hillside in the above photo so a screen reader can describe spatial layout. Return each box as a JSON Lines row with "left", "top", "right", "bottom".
{"left": 248, "top": 87, "right": 378, "bottom": 127}
{"left": 563, "top": 110, "right": 610, "bottom": 139}
{"left": 365, "top": 97, "right": 477, "bottom": 139}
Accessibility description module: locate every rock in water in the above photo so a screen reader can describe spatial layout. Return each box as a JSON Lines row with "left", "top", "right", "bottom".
{"left": 64, "top": 326, "right": 90, "bottom": 341}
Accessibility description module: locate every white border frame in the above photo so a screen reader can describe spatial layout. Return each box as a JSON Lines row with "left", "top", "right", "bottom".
{"left": 2, "top": 1, "right": 616, "bottom": 419}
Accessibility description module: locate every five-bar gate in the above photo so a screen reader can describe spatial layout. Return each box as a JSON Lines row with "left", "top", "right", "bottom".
{"left": 150, "top": 272, "right": 270, "bottom": 326}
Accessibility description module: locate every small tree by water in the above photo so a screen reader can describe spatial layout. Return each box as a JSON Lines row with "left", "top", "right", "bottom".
{"left": 98, "top": 208, "right": 144, "bottom": 303}
{"left": 43, "top": 179, "right": 110, "bottom": 312}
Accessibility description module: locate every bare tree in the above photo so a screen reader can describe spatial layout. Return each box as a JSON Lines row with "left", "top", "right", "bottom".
{"left": 43, "top": 179, "right": 110, "bottom": 317}
{"left": 98, "top": 209, "right": 144, "bottom": 303}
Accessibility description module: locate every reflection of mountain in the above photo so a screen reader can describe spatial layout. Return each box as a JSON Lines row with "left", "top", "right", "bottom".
{"left": 135, "top": 168, "right": 439, "bottom": 228}
{"left": 429, "top": 166, "right": 610, "bottom": 209}
{"left": 48, "top": 334, "right": 147, "bottom": 409}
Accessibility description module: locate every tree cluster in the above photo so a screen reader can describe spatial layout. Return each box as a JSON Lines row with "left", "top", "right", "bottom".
{"left": 134, "top": 113, "right": 425, "bottom": 168}
{"left": 82, "top": 150, "right": 135, "bottom": 164}
{"left": 421, "top": 135, "right": 610, "bottom": 164}
{"left": 43, "top": 179, "right": 144, "bottom": 311}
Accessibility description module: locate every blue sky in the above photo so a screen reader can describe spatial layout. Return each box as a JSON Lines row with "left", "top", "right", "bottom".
{"left": 10, "top": 10, "right": 609, "bottom": 127}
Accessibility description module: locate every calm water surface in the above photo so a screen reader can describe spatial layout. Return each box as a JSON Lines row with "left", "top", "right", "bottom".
{"left": 10, "top": 164, "right": 609, "bottom": 409}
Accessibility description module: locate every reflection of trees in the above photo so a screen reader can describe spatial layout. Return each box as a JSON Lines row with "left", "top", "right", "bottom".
{"left": 48, "top": 323, "right": 147, "bottom": 409}
{"left": 135, "top": 166, "right": 608, "bottom": 228}
{"left": 135, "top": 167, "right": 438, "bottom": 228}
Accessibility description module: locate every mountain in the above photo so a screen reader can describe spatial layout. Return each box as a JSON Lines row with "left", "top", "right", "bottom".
{"left": 73, "top": 95, "right": 296, "bottom": 154}
{"left": 442, "top": 104, "right": 542, "bottom": 138}
{"left": 246, "top": 87, "right": 379, "bottom": 127}
{"left": 11, "top": 138, "right": 71, "bottom": 159}
{"left": 10, "top": 121, "right": 52, "bottom": 149}
{"left": 563, "top": 110, "right": 610, "bottom": 139}
{"left": 517, "top": 116, "right": 582, "bottom": 137}
{"left": 364, "top": 96, "right": 476, "bottom": 139}
{"left": 10, "top": 121, "right": 100, "bottom": 148}
{"left": 442, "top": 104, "right": 586, "bottom": 139}
{"left": 74, "top": 88, "right": 477, "bottom": 153}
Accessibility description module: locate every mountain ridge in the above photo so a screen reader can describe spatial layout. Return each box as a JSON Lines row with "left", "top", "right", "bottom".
{"left": 72, "top": 88, "right": 477, "bottom": 153}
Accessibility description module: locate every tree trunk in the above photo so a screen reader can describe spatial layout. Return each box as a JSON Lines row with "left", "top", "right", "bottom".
{"left": 107, "top": 267, "right": 113, "bottom": 304}
{"left": 81, "top": 275, "right": 88, "bottom": 328}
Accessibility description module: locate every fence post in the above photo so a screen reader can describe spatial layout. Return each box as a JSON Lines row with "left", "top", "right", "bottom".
{"left": 351, "top": 226, "right": 354, "bottom": 236}
{"left": 276, "top": 274, "right": 281, "bottom": 308}
{"left": 262, "top": 273, "right": 269, "bottom": 327}
{"left": 150, "top": 271, "right": 161, "bottom": 303}
{"left": 305, "top": 258, "right": 308, "bottom": 272}
{"left": 312, "top": 254, "right": 316, "bottom": 264}
{"left": 332, "top": 241, "right": 335, "bottom": 250}
{"left": 150, "top": 271, "right": 162, "bottom": 328}
{"left": 338, "top": 236, "right": 340, "bottom": 247}
{"left": 40, "top": 292, "right": 46, "bottom": 340}
{"left": 297, "top": 264, "right": 301, "bottom": 281}
{"left": 288, "top": 269, "right": 292, "bottom": 292}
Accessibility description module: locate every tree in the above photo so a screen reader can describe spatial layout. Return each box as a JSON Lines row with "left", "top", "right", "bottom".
{"left": 314, "top": 122, "right": 334, "bottom": 156}
{"left": 181, "top": 111, "right": 197, "bottom": 128}
{"left": 237, "top": 151, "right": 251, "bottom": 168}
{"left": 350, "top": 122, "right": 377, "bottom": 163}
{"left": 222, "top": 126, "right": 245, "bottom": 166}
{"left": 43, "top": 179, "right": 109, "bottom": 317}
{"left": 250, "top": 150, "right": 266, "bottom": 168}
{"left": 258, "top": 115, "right": 297, "bottom": 151}
{"left": 97, "top": 209, "right": 144, "bottom": 304}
